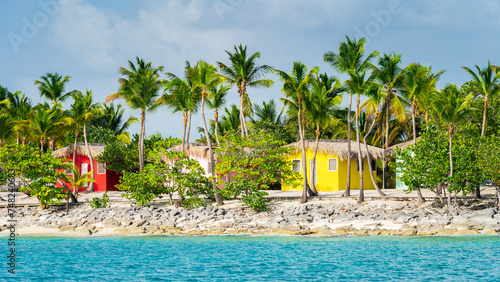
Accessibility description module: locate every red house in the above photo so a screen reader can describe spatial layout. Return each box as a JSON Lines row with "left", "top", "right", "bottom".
{"left": 52, "top": 143, "right": 120, "bottom": 192}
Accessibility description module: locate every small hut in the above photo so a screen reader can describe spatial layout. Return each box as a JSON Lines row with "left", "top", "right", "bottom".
{"left": 52, "top": 143, "right": 120, "bottom": 192}
{"left": 282, "top": 139, "right": 385, "bottom": 191}
{"left": 166, "top": 143, "right": 217, "bottom": 176}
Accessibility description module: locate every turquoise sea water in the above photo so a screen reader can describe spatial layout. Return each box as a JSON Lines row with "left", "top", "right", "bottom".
{"left": 2, "top": 235, "right": 500, "bottom": 281}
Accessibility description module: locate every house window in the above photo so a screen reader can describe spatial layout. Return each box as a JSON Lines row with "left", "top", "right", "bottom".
{"left": 371, "top": 160, "right": 376, "bottom": 172}
{"left": 97, "top": 163, "right": 106, "bottom": 174}
{"left": 291, "top": 160, "right": 301, "bottom": 172}
{"left": 357, "top": 160, "right": 364, "bottom": 171}
{"left": 328, "top": 158, "right": 338, "bottom": 171}
{"left": 81, "top": 163, "right": 89, "bottom": 175}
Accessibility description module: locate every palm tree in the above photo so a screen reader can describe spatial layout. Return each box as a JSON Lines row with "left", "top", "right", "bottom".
{"left": 34, "top": 72, "right": 75, "bottom": 105}
{"left": 94, "top": 103, "right": 138, "bottom": 143}
{"left": 307, "top": 75, "right": 343, "bottom": 194}
{"left": 462, "top": 61, "right": 500, "bottom": 136}
{"left": 402, "top": 63, "right": 427, "bottom": 143}
{"left": 219, "top": 105, "right": 241, "bottom": 133}
{"left": 435, "top": 84, "right": 476, "bottom": 205}
{"left": 252, "top": 99, "right": 284, "bottom": 125}
{"left": 0, "top": 115, "right": 14, "bottom": 147}
{"left": 7, "top": 92, "right": 33, "bottom": 144}
{"left": 30, "top": 106, "right": 66, "bottom": 151}
{"left": 69, "top": 166, "right": 96, "bottom": 199}
{"left": 76, "top": 90, "right": 101, "bottom": 192}
{"left": 218, "top": 44, "right": 274, "bottom": 137}
{"left": 360, "top": 85, "right": 387, "bottom": 196}
{"left": 207, "top": 84, "right": 231, "bottom": 144}
{"left": 324, "top": 36, "right": 378, "bottom": 198}
{"left": 188, "top": 60, "right": 225, "bottom": 206}
{"left": 276, "top": 62, "right": 319, "bottom": 203}
{"left": 106, "top": 57, "right": 164, "bottom": 170}
{"left": 416, "top": 67, "right": 445, "bottom": 131}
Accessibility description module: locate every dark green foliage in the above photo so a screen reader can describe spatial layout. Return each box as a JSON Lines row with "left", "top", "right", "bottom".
{"left": 90, "top": 191, "right": 110, "bottom": 209}
{"left": 117, "top": 151, "right": 210, "bottom": 209}
{"left": 0, "top": 144, "right": 72, "bottom": 209}
{"left": 393, "top": 127, "right": 449, "bottom": 193}
{"left": 215, "top": 130, "right": 300, "bottom": 211}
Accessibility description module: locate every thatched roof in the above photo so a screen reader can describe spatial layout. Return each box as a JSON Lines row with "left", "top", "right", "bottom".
{"left": 385, "top": 139, "right": 417, "bottom": 156}
{"left": 287, "top": 139, "right": 385, "bottom": 161}
{"left": 52, "top": 143, "right": 106, "bottom": 159}
{"left": 167, "top": 143, "right": 216, "bottom": 158}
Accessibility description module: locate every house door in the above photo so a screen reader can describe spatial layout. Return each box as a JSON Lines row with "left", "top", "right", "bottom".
{"left": 309, "top": 160, "right": 317, "bottom": 185}
{"left": 81, "top": 163, "right": 88, "bottom": 175}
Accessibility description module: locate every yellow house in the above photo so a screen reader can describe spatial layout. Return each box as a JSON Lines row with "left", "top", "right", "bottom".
{"left": 282, "top": 139, "right": 385, "bottom": 191}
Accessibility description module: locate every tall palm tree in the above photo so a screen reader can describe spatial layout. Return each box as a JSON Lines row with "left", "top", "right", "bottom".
{"left": 188, "top": 60, "right": 225, "bottom": 206}
{"left": 276, "top": 62, "right": 319, "bottom": 203}
{"left": 435, "top": 84, "right": 476, "bottom": 204}
{"left": 207, "top": 84, "right": 231, "bottom": 144}
{"left": 34, "top": 72, "right": 75, "bottom": 105}
{"left": 77, "top": 90, "right": 101, "bottom": 192}
{"left": 462, "top": 61, "right": 500, "bottom": 136}
{"left": 307, "top": 76, "right": 343, "bottom": 194}
{"left": 360, "top": 85, "right": 387, "bottom": 196}
{"left": 402, "top": 63, "right": 427, "bottom": 143}
{"left": 324, "top": 36, "right": 378, "bottom": 197}
{"left": 106, "top": 57, "right": 164, "bottom": 170}
{"left": 217, "top": 44, "right": 274, "bottom": 137}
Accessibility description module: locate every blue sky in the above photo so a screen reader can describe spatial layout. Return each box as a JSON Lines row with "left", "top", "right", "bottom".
{"left": 2, "top": 0, "right": 500, "bottom": 139}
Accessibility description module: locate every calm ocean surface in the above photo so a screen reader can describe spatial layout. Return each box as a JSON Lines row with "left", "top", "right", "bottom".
{"left": 2, "top": 235, "right": 499, "bottom": 281}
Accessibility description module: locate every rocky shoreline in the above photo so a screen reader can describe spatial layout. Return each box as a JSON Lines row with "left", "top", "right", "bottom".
{"left": 1, "top": 198, "right": 500, "bottom": 237}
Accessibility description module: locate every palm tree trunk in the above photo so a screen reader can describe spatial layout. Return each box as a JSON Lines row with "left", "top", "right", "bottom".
{"left": 214, "top": 108, "right": 220, "bottom": 145}
{"left": 182, "top": 113, "right": 187, "bottom": 153}
{"left": 384, "top": 97, "right": 390, "bottom": 189}
{"left": 355, "top": 94, "right": 364, "bottom": 203}
{"left": 72, "top": 132, "right": 78, "bottom": 196}
{"left": 16, "top": 133, "right": 20, "bottom": 145}
{"left": 186, "top": 111, "right": 192, "bottom": 143}
{"left": 298, "top": 97, "right": 308, "bottom": 204}
{"left": 412, "top": 99, "right": 417, "bottom": 143}
{"left": 481, "top": 94, "right": 488, "bottom": 137}
{"left": 83, "top": 124, "right": 95, "bottom": 192}
{"left": 139, "top": 111, "right": 145, "bottom": 171}
{"left": 363, "top": 112, "right": 386, "bottom": 197}
{"left": 201, "top": 91, "right": 224, "bottom": 206}
{"left": 344, "top": 93, "right": 352, "bottom": 197}
{"left": 310, "top": 124, "right": 320, "bottom": 195}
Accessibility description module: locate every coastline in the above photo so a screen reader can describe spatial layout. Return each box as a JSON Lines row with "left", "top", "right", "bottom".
{"left": 1, "top": 189, "right": 499, "bottom": 237}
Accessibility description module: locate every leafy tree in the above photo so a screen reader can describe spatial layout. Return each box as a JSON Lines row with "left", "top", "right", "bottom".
{"left": 393, "top": 127, "right": 449, "bottom": 202}
{"left": 92, "top": 103, "right": 138, "bottom": 144}
{"left": 218, "top": 44, "right": 274, "bottom": 137}
{"left": 106, "top": 57, "right": 164, "bottom": 170}
{"left": 0, "top": 144, "right": 72, "bottom": 209}
{"left": 215, "top": 131, "right": 300, "bottom": 211}
{"left": 118, "top": 151, "right": 210, "bottom": 209}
